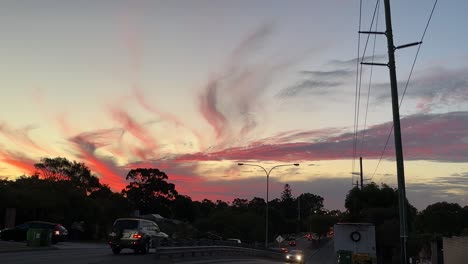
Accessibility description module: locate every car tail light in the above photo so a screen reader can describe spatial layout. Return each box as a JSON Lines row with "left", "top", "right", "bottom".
{"left": 133, "top": 233, "right": 142, "bottom": 239}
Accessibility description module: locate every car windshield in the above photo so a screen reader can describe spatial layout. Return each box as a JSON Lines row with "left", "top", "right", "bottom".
{"left": 290, "top": 250, "right": 303, "bottom": 254}
{"left": 113, "top": 220, "right": 138, "bottom": 230}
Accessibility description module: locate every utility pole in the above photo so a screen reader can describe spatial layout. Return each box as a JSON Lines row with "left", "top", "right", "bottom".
{"left": 359, "top": 157, "right": 364, "bottom": 189}
{"left": 359, "top": 1, "right": 421, "bottom": 263}
{"left": 297, "top": 195, "right": 301, "bottom": 233}
{"left": 383, "top": 1, "right": 408, "bottom": 263}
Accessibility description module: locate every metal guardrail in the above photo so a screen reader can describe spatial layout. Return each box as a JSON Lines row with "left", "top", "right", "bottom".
{"left": 154, "top": 245, "right": 285, "bottom": 260}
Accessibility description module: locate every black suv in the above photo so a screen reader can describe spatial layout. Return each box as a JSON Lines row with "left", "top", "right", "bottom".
{"left": 108, "top": 218, "right": 168, "bottom": 254}
{"left": 0, "top": 221, "right": 68, "bottom": 244}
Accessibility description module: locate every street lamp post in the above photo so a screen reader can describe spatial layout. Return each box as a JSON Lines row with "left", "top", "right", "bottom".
{"left": 237, "top": 162, "right": 299, "bottom": 248}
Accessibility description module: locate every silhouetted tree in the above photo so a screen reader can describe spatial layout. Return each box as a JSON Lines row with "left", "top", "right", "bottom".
{"left": 122, "top": 168, "right": 178, "bottom": 215}
{"left": 344, "top": 182, "right": 417, "bottom": 263}
{"left": 416, "top": 202, "right": 464, "bottom": 236}
{"left": 308, "top": 214, "right": 336, "bottom": 243}
{"left": 297, "top": 193, "right": 324, "bottom": 220}
{"left": 232, "top": 198, "right": 248, "bottom": 210}
{"left": 171, "top": 195, "right": 196, "bottom": 222}
{"left": 34, "top": 157, "right": 101, "bottom": 193}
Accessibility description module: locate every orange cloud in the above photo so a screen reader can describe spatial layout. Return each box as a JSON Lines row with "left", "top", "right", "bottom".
{"left": 0, "top": 150, "right": 36, "bottom": 176}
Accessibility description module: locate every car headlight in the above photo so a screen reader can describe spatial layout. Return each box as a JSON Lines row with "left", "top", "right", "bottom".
{"left": 296, "top": 255, "right": 302, "bottom": 260}
{"left": 286, "top": 255, "right": 290, "bottom": 259}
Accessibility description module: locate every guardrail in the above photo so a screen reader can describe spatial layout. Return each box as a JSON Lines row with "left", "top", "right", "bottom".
{"left": 154, "top": 245, "right": 285, "bottom": 261}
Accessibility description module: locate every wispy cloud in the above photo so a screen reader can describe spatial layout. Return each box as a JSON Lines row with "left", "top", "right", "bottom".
{"left": 198, "top": 24, "right": 305, "bottom": 146}
{"left": 69, "top": 129, "right": 127, "bottom": 190}
{"left": 172, "top": 111, "right": 468, "bottom": 163}
{"left": 301, "top": 69, "right": 354, "bottom": 79}
{"left": 373, "top": 66, "right": 468, "bottom": 111}
{"left": 109, "top": 107, "right": 159, "bottom": 159}
{"left": 0, "top": 122, "right": 49, "bottom": 154}
{"left": 0, "top": 149, "right": 36, "bottom": 176}
{"left": 277, "top": 80, "right": 342, "bottom": 98}
{"left": 329, "top": 54, "right": 387, "bottom": 67}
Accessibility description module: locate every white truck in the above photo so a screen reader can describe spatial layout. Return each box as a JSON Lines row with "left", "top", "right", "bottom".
{"left": 333, "top": 223, "right": 376, "bottom": 263}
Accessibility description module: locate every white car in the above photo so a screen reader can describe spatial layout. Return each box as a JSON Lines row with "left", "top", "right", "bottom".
{"left": 286, "top": 250, "right": 304, "bottom": 263}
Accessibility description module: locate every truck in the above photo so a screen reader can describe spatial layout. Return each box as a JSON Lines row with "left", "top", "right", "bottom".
{"left": 333, "top": 223, "right": 376, "bottom": 264}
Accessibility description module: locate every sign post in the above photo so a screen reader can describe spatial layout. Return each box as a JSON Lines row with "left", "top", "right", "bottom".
{"left": 276, "top": 235, "right": 284, "bottom": 248}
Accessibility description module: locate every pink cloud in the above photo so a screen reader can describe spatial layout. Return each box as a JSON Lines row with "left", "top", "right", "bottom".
{"left": 0, "top": 122, "right": 50, "bottom": 154}
{"left": 69, "top": 130, "right": 127, "bottom": 191}
{"left": 171, "top": 112, "right": 468, "bottom": 163}
{"left": 197, "top": 24, "right": 305, "bottom": 145}
{"left": 109, "top": 108, "right": 159, "bottom": 158}
{"left": 133, "top": 87, "right": 207, "bottom": 149}
{"left": 0, "top": 150, "right": 36, "bottom": 175}
{"left": 198, "top": 79, "right": 228, "bottom": 139}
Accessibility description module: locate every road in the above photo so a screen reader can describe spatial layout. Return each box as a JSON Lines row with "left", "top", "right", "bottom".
{"left": 0, "top": 239, "right": 336, "bottom": 264}
{"left": 306, "top": 239, "right": 336, "bottom": 264}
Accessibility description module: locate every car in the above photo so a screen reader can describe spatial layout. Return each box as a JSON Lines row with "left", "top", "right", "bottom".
{"left": 226, "top": 238, "right": 242, "bottom": 244}
{"left": 0, "top": 221, "right": 68, "bottom": 244}
{"left": 286, "top": 250, "right": 304, "bottom": 263}
{"left": 288, "top": 240, "right": 297, "bottom": 246}
{"left": 108, "top": 218, "right": 168, "bottom": 254}
{"left": 269, "top": 247, "right": 288, "bottom": 254}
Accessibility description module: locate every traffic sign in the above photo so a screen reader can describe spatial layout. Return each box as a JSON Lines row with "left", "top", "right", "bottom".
{"left": 276, "top": 235, "right": 284, "bottom": 243}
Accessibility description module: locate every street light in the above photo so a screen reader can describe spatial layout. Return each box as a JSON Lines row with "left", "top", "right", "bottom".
{"left": 237, "top": 162, "right": 299, "bottom": 248}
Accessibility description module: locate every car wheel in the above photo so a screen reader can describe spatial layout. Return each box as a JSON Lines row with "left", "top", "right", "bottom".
{"left": 140, "top": 240, "right": 150, "bottom": 254}
{"left": 112, "top": 246, "right": 121, "bottom": 255}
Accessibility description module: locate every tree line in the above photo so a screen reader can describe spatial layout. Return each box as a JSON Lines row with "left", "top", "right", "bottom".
{"left": 0, "top": 157, "right": 333, "bottom": 244}
{"left": 2, "top": 156, "right": 465, "bottom": 257}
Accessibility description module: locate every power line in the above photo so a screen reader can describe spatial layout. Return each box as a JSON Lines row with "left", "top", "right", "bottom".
{"left": 352, "top": 0, "right": 381, "bottom": 183}
{"left": 352, "top": 0, "right": 363, "bottom": 185}
{"left": 370, "top": 0, "right": 439, "bottom": 181}
{"left": 360, "top": 0, "right": 381, "bottom": 157}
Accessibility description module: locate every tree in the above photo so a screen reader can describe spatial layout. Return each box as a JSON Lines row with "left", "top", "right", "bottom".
{"left": 281, "top": 184, "right": 294, "bottom": 201}
{"left": 344, "top": 183, "right": 417, "bottom": 263}
{"left": 308, "top": 214, "right": 336, "bottom": 243}
{"left": 34, "top": 157, "right": 101, "bottom": 193}
{"left": 122, "top": 168, "right": 178, "bottom": 215}
{"left": 248, "top": 197, "right": 265, "bottom": 213}
{"left": 417, "top": 202, "right": 464, "bottom": 236}
{"left": 171, "top": 195, "right": 196, "bottom": 222}
{"left": 297, "top": 193, "right": 324, "bottom": 220}
{"left": 215, "top": 200, "right": 229, "bottom": 210}
{"left": 232, "top": 198, "right": 248, "bottom": 210}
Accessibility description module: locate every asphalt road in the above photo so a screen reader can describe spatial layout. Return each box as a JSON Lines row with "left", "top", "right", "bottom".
{"left": 306, "top": 239, "right": 336, "bottom": 264}
{"left": 0, "top": 248, "right": 287, "bottom": 264}
{"left": 0, "top": 239, "right": 336, "bottom": 264}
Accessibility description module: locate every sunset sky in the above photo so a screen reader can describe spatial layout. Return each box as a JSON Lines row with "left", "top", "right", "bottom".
{"left": 1, "top": 0, "right": 467, "bottom": 210}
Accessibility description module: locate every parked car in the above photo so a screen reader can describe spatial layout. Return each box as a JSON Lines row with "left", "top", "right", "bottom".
{"left": 286, "top": 250, "right": 304, "bottom": 263}
{"left": 108, "top": 218, "right": 168, "bottom": 254}
{"left": 0, "top": 221, "right": 68, "bottom": 244}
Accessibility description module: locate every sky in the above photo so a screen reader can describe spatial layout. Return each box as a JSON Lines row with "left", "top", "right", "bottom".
{"left": 1, "top": 0, "right": 467, "bottom": 210}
